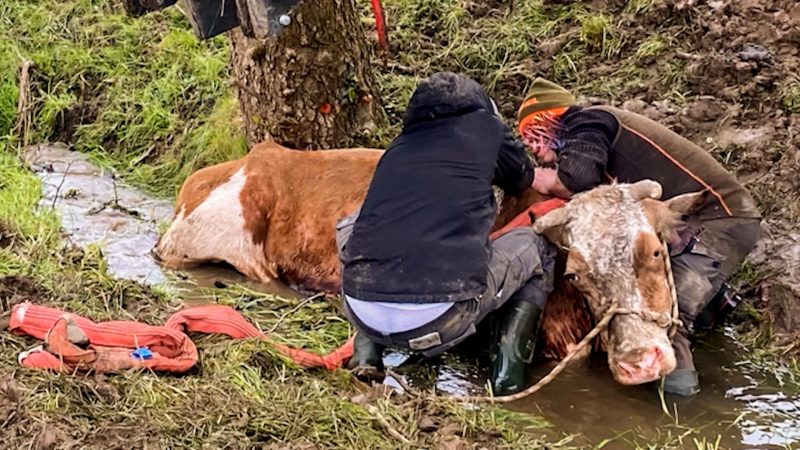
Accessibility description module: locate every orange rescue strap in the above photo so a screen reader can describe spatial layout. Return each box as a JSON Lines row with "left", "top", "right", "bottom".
{"left": 489, "top": 197, "right": 567, "bottom": 241}
{"left": 8, "top": 198, "right": 566, "bottom": 375}
{"left": 9, "top": 302, "right": 353, "bottom": 373}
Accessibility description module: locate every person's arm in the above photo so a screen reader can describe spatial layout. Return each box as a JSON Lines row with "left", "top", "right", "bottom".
{"left": 533, "top": 167, "right": 573, "bottom": 198}
{"left": 494, "top": 124, "right": 535, "bottom": 196}
{"left": 544, "top": 109, "right": 617, "bottom": 195}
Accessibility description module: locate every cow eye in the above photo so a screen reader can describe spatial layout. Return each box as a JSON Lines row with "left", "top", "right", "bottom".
{"left": 653, "top": 249, "right": 661, "bottom": 258}
{"left": 564, "top": 272, "right": 578, "bottom": 282}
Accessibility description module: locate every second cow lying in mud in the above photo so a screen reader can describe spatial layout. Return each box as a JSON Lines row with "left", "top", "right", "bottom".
{"left": 154, "top": 142, "right": 706, "bottom": 386}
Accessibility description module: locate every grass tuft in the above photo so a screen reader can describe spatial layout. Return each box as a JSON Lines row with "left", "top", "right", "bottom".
{"left": 635, "top": 35, "right": 666, "bottom": 60}
{"left": 576, "top": 12, "right": 620, "bottom": 59}
{"left": 781, "top": 79, "right": 800, "bottom": 114}
{"left": 625, "top": 0, "right": 658, "bottom": 15}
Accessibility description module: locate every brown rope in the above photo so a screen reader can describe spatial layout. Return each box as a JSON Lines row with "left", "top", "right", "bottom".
{"left": 458, "top": 303, "right": 619, "bottom": 404}
{"left": 663, "top": 240, "right": 681, "bottom": 337}
{"left": 456, "top": 239, "right": 681, "bottom": 404}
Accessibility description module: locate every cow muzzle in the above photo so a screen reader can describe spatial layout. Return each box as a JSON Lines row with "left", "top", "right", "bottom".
{"left": 610, "top": 342, "right": 676, "bottom": 385}
{"left": 605, "top": 311, "right": 678, "bottom": 385}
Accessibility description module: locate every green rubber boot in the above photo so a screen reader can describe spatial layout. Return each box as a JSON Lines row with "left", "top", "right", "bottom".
{"left": 347, "top": 332, "right": 386, "bottom": 382}
{"left": 663, "top": 369, "right": 700, "bottom": 396}
{"left": 490, "top": 291, "right": 544, "bottom": 395}
{"left": 662, "top": 329, "right": 700, "bottom": 396}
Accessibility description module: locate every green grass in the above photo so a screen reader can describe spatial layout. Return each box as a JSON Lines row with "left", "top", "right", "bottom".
{"left": 624, "top": 0, "right": 658, "bottom": 15}
{"left": 635, "top": 35, "right": 667, "bottom": 60}
{"left": 781, "top": 79, "right": 800, "bottom": 114}
{"left": 0, "top": 0, "right": 246, "bottom": 197}
{"left": 576, "top": 12, "right": 620, "bottom": 58}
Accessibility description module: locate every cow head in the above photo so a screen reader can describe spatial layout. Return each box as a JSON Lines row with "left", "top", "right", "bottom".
{"left": 533, "top": 180, "right": 706, "bottom": 385}
{"left": 152, "top": 162, "right": 272, "bottom": 281}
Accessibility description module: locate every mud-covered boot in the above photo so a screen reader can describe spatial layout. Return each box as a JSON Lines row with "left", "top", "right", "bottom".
{"left": 694, "top": 283, "right": 742, "bottom": 332}
{"left": 347, "top": 332, "right": 386, "bottom": 382}
{"left": 490, "top": 287, "right": 545, "bottom": 395}
{"left": 663, "top": 329, "right": 700, "bottom": 396}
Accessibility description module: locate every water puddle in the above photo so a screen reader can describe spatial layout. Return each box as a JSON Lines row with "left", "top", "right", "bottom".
{"left": 386, "top": 330, "right": 800, "bottom": 449}
{"left": 25, "top": 143, "right": 173, "bottom": 285}
{"left": 24, "top": 144, "right": 800, "bottom": 449}
{"left": 24, "top": 143, "right": 295, "bottom": 300}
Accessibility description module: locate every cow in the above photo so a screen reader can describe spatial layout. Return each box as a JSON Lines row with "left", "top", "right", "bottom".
{"left": 497, "top": 181, "right": 705, "bottom": 385}
{"left": 154, "top": 142, "right": 706, "bottom": 386}
{"left": 152, "top": 142, "right": 382, "bottom": 293}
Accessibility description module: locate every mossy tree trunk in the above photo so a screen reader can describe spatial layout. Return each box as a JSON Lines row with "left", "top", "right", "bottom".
{"left": 229, "top": 0, "right": 383, "bottom": 149}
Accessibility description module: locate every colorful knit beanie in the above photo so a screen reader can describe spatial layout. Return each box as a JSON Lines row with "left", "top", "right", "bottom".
{"left": 517, "top": 78, "right": 575, "bottom": 152}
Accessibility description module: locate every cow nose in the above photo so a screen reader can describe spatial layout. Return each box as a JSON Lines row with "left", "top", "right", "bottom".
{"left": 614, "top": 346, "right": 664, "bottom": 384}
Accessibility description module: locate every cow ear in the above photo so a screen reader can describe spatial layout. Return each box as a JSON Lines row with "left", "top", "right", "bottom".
{"left": 664, "top": 190, "right": 708, "bottom": 216}
{"left": 628, "top": 179, "right": 663, "bottom": 200}
{"left": 532, "top": 207, "right": 570, "bottom": 234}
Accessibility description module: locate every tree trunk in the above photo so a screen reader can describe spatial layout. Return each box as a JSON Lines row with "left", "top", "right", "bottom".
{"left": 229, "top": 0, "right": 383, "bottom": 149}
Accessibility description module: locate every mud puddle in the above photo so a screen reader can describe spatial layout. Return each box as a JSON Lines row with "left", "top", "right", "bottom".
{"left": 385, "top": 329, "right": 800, "bottom": 449}
{"left": 23, "top": 144, "right": 799, "bottom": 449}
{"left": 23, "top": 143, "right": 296, "bottom": 301}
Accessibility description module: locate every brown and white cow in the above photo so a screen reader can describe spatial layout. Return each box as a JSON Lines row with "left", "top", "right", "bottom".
{"left": 153, "top": 142, "right": 382, "bottom": 293}
{"left": 154, "top": 142, "right": 705, "bottom": 386}
{"left": 500, "top": 181, "right": 705, "bottom": 385}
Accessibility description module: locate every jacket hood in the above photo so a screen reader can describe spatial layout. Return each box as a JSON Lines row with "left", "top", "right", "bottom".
{"left": 402, "top": 72, "right": 497, "bottom": 127}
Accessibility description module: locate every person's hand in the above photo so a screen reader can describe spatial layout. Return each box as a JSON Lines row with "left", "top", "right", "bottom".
{"left": 533, "top": 168, "right": 573, "bottom": 198}
{"left": 531, "top": 147, "right": 558, "bottom": 166}
{"left": 532, "top": 167, "right": 557, "bottom": 194}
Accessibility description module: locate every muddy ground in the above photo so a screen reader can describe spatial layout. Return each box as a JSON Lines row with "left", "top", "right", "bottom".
{"left": 0, "top": 0, "right": 799, "bottom": 448}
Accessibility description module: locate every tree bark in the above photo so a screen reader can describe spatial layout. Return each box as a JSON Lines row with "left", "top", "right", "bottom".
{"left": 229, "top": 0, "right": 383, "bottom": 149}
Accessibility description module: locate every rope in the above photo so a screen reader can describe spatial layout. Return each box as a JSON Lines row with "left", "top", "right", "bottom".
{"left": 663, "top": 239, "right": 681, "bottom": 337}
{"left": 456, "top": 239, "right": 681, "bottom": 404}
{"left": 458, "top": 303, "right": 619, "bottom": 404}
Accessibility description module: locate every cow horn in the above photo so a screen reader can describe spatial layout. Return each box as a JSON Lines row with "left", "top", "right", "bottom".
{"left": 532, "top": 207, "right": 570, "bottom": 234}
{"left": 628, "top": 180, "right": 663, "bottom": 200}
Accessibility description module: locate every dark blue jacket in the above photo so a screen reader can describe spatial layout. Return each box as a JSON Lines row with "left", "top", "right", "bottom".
{"left": 341, "top": 73, "right": 534, "bottom": 303}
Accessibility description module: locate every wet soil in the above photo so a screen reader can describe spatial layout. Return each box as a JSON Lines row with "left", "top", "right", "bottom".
{"left": 0, "top": 276, "right": 47, "bottom": 312}
{"left": 0, "top": 276, "right": 47, "bottom": 330}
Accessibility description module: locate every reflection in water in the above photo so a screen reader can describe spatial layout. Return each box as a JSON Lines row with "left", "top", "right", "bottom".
{"left": 26, "top": 143, "right": 173, "bottom": 286}
{"left": 27, "top": 143, "right": 799, "bottom": 449}
{"left": 389, "top": 331, "right": 799, "bottom": 449}
{"left": 25, "top": 143, "right": 299, "bottom": 301}
{"left": 168, "top": 262, "right": 300, "bottom": 307}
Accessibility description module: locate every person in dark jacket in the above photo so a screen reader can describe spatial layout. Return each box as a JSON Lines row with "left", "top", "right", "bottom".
{"left": 336, "top": 72, "right": 557, "bottom": 395}
{"left": 515, "top": 78, "right": 762, "bottom": 396}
